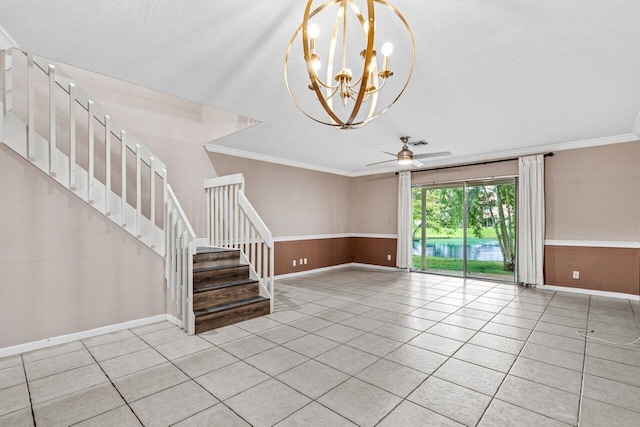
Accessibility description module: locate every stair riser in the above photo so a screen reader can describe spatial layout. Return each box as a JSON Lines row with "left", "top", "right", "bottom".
{"left": 193, "top": 282, "right": 260, "bottom": 311}
{"left": 195, "top": 300, "right": 271, "bottom": 334}
{"left": 193, "top": 265, "right": 250, "bottom": 288}
{"left": 194, "top": 250, "right": 240, "bottom": 266}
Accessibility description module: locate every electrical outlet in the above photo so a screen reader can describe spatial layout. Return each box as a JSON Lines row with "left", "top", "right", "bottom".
{"left": 304, "top": 258, "right": 308, "bottom": 264}
{"left": 293, "top": 260, "right": 296, "bottom": 267}
{"left": 387, "top": 254, "right": 391, "bottom": 261}
{"left": 573, "top": 271, "right": 579, "bottom": 279}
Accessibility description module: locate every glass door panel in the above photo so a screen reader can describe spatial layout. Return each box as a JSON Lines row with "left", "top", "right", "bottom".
{"left": 412, "top": 179, "right": 517, "bottom": 283}
{"left": 412, "top": 185, "right": 465, "bottom": 277}
{"left": 465, "top": 180, "right": 516, "bottom": 282}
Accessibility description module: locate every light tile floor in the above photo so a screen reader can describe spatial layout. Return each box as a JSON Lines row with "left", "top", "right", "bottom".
{"left": 1, "top": 267, "right": 639, "bottom": 426}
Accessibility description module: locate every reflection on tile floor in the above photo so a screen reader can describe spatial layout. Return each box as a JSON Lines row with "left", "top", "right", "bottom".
{"left": 1, "top": 267, "right": 639, "bottom": 426}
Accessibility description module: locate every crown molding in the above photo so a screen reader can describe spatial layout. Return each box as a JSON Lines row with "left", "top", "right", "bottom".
{"left": 205, "top": 144, "right": 359, "bottom": 176}
{"left": 0, "top": 25, "right": 18, "bottom": 50}
{"left": 206, "top": 132, "right": 639, "bottom": 178}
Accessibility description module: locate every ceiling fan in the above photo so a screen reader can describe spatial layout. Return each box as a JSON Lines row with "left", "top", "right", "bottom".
{"left": 366, "top": 136, "right": 453, "bottom": 167}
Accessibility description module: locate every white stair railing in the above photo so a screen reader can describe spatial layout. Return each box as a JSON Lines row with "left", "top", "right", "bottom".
{"left": 166, "top": 185, "right": 196, "bottom": 334}
{"left": 204, "top": 174, "right": 275, "bottom": 312}
{"left": 1, "top": 49, "right": 196, "bottom": 333}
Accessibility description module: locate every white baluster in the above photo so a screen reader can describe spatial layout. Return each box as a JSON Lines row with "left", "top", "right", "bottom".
{"left": 3, "top": 50, "right": 13, "bottom": 114}
{"left": 227, "top": 185, "right": 236, "bottom": 248}
{"left": 176, "top": 221, "right": 183, "bottom": 313}
{"left": 150, "top": 157, "right": 155, "bottom": 248}
{"left": 135, "top": 144, "right": 142, "bottom": 238}
{"left": 181, "top": 230, "right": 189, "bottom": 326}
{"left": 104, "top": 115, "right": 111, "bottom": 216}
{"left": 257, "top": 236, "right": 262, "bottom": 278}
{"left": 162, "top": 169, "right": 167, "bottom": 255}
{"left": 26, "top": 53, "right": 35, "bottom": 161}
{"left": 87, "top": 100, "right": 95, "bottom": 204}
{"left": 68, "top": 83, "right": 76, "bottom": 190}
{"left": 233, "top": 185, "right": 240, "bottom": 249}
{"left": 269, "top": 246, "right": 275, "bottom": 312}
{"left": 263, "top": 243, "right": 268, "bottom": 285}
{"left": 216, "top": 187, "right": 221, "bottom": 246}
{"left": 121, "top": 130, "right": 127, "bottom": 226}
{"left": 169, "top": 208, "right": 176, "bottom": 300}
{"left": 165, "top": 199, "right": 172, "bottom": 280}
{"left": 250, "top": 226, "right": 256, "bottom": 267}
{"left": 48, "top": 65, "right": 56, "bottom": 176}
{"left": 206, "top": 189, "right": 211, "bottom": 245}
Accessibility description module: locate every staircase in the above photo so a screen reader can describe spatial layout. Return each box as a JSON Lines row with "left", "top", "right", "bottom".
{"left": 0, "top": 48, "right": 275, "bottom": 337}
{"left": 193, "top": 247, "right": 270, "bottom": 333}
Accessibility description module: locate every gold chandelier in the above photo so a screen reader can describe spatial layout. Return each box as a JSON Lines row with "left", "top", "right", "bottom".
{"left": 285, "top": 0, "right": 415, "bottom": 129}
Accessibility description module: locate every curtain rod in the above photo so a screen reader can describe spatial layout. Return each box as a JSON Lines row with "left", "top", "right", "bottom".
{"left": 395, "top": 152, "right": 554, "bottom": 175}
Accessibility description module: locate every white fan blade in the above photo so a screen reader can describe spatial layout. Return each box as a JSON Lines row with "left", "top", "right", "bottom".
{"left": 413, "top": 151, "right": 453, "bottom": 160}
{"left": 366, "top": 159, "right": 397, "bottom": 167}
{"left": 411, "top": 159, "right": 424, "bottom": 167}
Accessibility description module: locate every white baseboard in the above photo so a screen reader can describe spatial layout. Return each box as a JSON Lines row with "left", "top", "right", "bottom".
{"left": 351, "top": 263, "right": 403, "bottom": 272}
{"left": 276, "top": 262, "right": 403, "bottom": 280}
{"left": 539, "top": 284, "right": 640, "bottom": 301}
{"left": 0, "top": 314, "right": 175, "bottom": 358}
{"left": 196, "top": 238, "right": 209, "bottom": 247}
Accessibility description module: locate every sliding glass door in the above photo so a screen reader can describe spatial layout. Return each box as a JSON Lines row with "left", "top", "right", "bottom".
{"left": 412, "top": 179, "right": 517, "bottom": 282}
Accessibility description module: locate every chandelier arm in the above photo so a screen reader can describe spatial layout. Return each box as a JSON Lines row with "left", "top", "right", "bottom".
{"left": 326, "top": 4, "right": 342, "bottom": 109}
{"left": 345, "top": 0, "right": 375, "bottom": 126}
{"left": 314, "top": 77, "right": 339, "bottom": 90}
{"left": 302, "top": 0, "right": 345, "bottom": 126}
{"left": 325, "top": 86, "right": 341, "bottom": 100}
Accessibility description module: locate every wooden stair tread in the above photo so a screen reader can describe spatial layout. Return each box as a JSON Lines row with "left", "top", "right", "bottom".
{"left": 193, "top": 262, "right": 249, "bottom": 273}
{"left": 194, "top": 296, "right": 269, "bottom": 317}
{"left": 196, "top": 246, "right": 239, "bottom": 255}
{"left": 193, "top": 278, "right": 259, "bottom": 294}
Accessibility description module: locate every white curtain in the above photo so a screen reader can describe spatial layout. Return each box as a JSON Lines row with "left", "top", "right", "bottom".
{"left": 518, "top": 155, "right": 545, "bottom": 285}
{"left": 397, "top": 171, "right": 412, "bottom": 270}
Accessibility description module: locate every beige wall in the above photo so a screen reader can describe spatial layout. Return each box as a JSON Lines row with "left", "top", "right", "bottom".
{"left": 351, "top": 174, "right": 398, "bottom": 235}
{"left": 545, "top": 141, "right": 640, "bottom": 241}
{"left": 209, "top": 153, "right": 355, "bottom": 237}
{"left": 0, "top": 146, "right": 167, "bottom": 348}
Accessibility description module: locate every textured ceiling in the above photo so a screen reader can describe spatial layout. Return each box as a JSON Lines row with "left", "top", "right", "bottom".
{"left": 2, "top": 0, "right": 639, "bottom": 175}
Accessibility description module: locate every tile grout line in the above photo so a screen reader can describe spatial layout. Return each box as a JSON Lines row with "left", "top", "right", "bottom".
{"left": 19, "top": 354, "right": 37, "bottom": 427}
{"left": 75, "top": 339, "right": 146, "bottom": 426}
{"left": 576, "top": 295, "right": 592, "bottom": 426}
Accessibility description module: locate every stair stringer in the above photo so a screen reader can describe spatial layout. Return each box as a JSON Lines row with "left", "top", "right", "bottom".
{"left": 239, "top": 250, "right": 271, "bottom": 299}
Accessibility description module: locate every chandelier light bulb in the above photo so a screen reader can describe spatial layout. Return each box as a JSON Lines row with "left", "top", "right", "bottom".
{"left": 308, "top": 23, "right": 320, "bottom": 39}
{"left": 381, "top": 42, "right": 394, "bottom": 56}
{"left": 311, "top": 57, "right": 321, "bottom": 71}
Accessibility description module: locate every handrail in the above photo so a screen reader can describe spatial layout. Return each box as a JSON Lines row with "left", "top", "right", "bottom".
{"left": 29, "top": 53, "right": 165, "bottom": 174}
{"left": 204, "top": 173, "right": 244, "bottom": 189}
{"left": 237, "top": 192, "right": 274, "bottom": 247}
{"left": 204, "top": 174, "right": 275, "bottom": 312}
